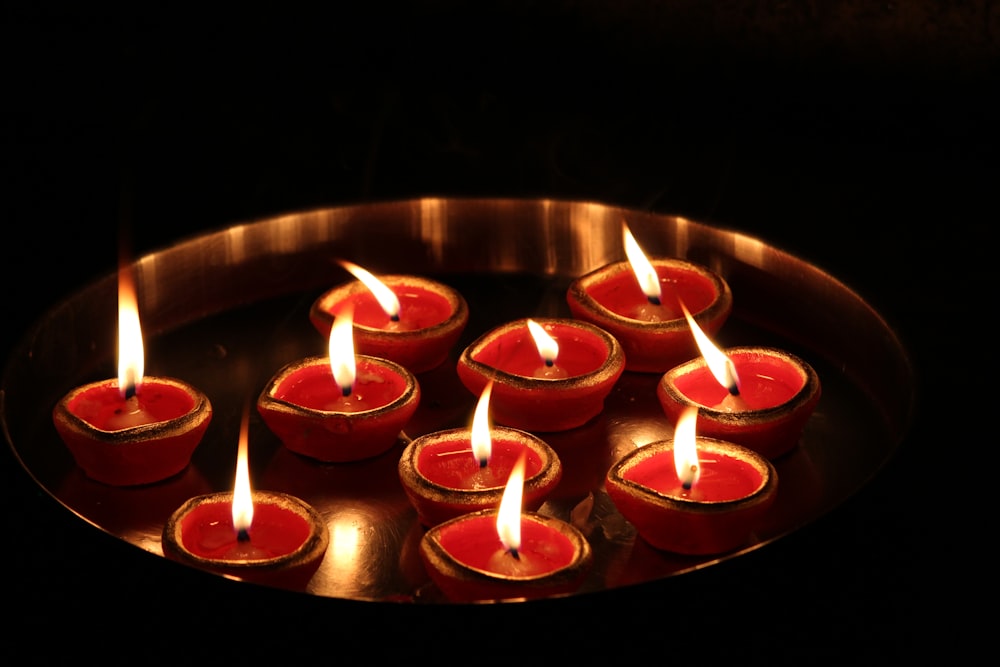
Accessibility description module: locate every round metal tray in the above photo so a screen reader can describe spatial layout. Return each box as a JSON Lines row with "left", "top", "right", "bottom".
{"left": 1, "top": 198, "right": 914, "bottom": 603}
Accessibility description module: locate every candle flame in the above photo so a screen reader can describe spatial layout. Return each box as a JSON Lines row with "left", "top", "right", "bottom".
{"left": 623, "top": 221, "right": 661, "bottom": 304}
{"left": 526, "top": 319, "right": 559, "bottom": 366}
{"left": 329, "top": 304, "right": 357, "bottom": 395}
{"left": 680, "top": 300, "right": 741, "bottom": 395}
{"left": 338, "top": 259, "right": 401, "bottom": 320}
{"left": 117, "top": 267, "right": 144, "bottom": 399}
{"left": 232, "top": 403, "right": 254, "bottom": 536}
{"left": 496, "top": 450, "right": 526, "bottom": 555}
{"left": 470, "top": 380, "right": 493, "bottom": 466}
{"left": 673, "top": 406, "right": 701, "bottom": 490}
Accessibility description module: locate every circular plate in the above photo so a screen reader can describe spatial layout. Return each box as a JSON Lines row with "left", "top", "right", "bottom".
{"left": 1, "top": 198, "right": 915, "bottom": 603}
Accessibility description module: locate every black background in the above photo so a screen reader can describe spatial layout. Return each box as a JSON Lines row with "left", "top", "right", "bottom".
{"left": 4, "top": 4, "right": 994, "bottom": 663}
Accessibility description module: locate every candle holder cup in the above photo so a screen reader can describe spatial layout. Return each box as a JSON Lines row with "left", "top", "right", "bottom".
{"left": 257, "top": 354, "right": 420, "bottom": 463}
{"left": 162, "top": 490, "right": 329, "bottom": 590}
{"left": 310, "top": 275, "right": 469, "bottom": 375}
{"left": 455, "top": 318, "right": 625, "bottom": 432}
{"left": 657, "top": 346, "right": 821, "bottom": 460}
{"left": 419, "top": 509, "right": 593, "bottom": 602}
{"left": 566, "top": 258, "right": 732, "bottom": 373}
{"left": 398, "top": 426, "right": 562, "bottom": 527}
{"left": 52, "top": 377, "right": 212, "bottom": 487}
{"left": 605, "top": 438, "right": 778, "bottom": 555}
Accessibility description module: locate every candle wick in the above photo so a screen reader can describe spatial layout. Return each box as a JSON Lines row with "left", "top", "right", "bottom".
{"left": 682, "top": 481, "right": 693, "bottom": 491}
{"left": 237, "top": 528, "right": 250, "bottom": 542}
{"left": 506, "top": 547, "right": 520, "bottom": 561}
{"left": 545, "top": 359, "right": 554, "bottom": 367}
{"left": 647, "top": 296, "right": 661, "bottom": 306}
{"left": 390, "top": 313, "right": 400, "bottom": 322}
{"left": 341, "top": 385, "right": 352, "bottom": 398}
{"left": 478, "top": 457, "right": 488, "bottom": 469}
{"left": 728, "top": 385, "right": 740, "bottom": 397}
{"left": 124, "top": 383, "right": 137, "bottom": 400}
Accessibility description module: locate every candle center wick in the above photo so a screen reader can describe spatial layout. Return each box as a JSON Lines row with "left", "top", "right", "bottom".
{"left": 647, "top": 295, "right": 661, "bottom": 306}
{"left": 478, "top": 457, "right": 488, "bottom": 469}
{"left": 506, "top": 547, "right": 520, "bottom": 561}
{"left": 341, "top": 385, "right": 352, "bottom": 398}
{"left": 544, "top": 359, "right": 554, "bottom": 367}
{"left": 237, "top": 528, "right": 251, "bottom": 543}
{"left": 124, "top": 383, "right": 137, "bottom": 400}
{"left": 390, "top": 313, "right": 400, "bottom": 322}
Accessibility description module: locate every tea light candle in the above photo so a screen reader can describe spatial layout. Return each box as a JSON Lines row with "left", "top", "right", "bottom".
{"left": 455, "top": 317, "right": 625, "bottom": 432}
{"left": 566, "top": 222, "right": 733, "bottom": 373}
{"left": 657, "top": 303, "right": 822, "bottom": 459}
{"left": 605, "top": 407, "right": 778, "bottom": 555}
{"left": 398, "top": 381, "right": 563, "bottom": 527}
{"left": 52, "top": 266, "right": 212, "bottom": 486}
{"left": 419, "top": 451, "right": 593, "bottom": 602}
{"left": 162, "top": 406, "right": 329, "bottom": 589}
{"left": 309, "top": 259, "right": 469, "bottom": 374}
{"left": 257, "top": 305, "right": 420, "bottom": 462}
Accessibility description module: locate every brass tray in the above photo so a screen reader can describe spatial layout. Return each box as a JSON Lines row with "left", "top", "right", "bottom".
{"left": 1, "top": 198, "right": 915, "bottom": 603}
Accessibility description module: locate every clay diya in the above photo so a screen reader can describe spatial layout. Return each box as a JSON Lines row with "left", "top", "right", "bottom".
{"left": 566, "top": 222, "right": 732, "bottom": 373}
{"left": 657, "top": 302, "right": 821, "bottom": 459}
{"left": 257, "top": 304, "right": 420, "bottom": 462}
{"left": 398, "top": 381, "right": 562, "bottom": 527}
{"left": 162, "top": 408, "right": 328, "bottom": 589}
{"left": 605, "top": 407, "right": 778, "bottom": 555}
{"left": 52, "top": 266, "right": 211, "bottom": 486}
{"left": 419, "top": 451, "right": 592, "bottom": 602}
{"left": 455, "top": 317, "right": 625, "bottom": 432}
{"left": 309, "top": 259, "right": 469, "bottom": 374}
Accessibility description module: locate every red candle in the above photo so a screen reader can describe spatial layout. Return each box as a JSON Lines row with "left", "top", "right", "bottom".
{"left": 658, "top": 346, "right": 821, "bottom": 460}
{"left": 455, "top": 317, "right": 625, "bottom": 432}
{"left": 398, "top": 381, "right": 562, "bottom": 526}
{"left": 162, "top": 408, "right": 328, "bottom": 589}
{"left": 257, "top": 305, "right": 421, "bottom": 462}
{"left": 309, "top": 260, "right": 469, "bottom": 374}
{"left": 566, "top": 222, "right": 732, "bottom": 373}
{"left": 605, "top": 407, "right": 778, "bottom": 555}
{"left": 52, "top": 266, "right": 211, "bottom": 486}
{"left": 418, "top": 452, "right": 592, "bottom": 602}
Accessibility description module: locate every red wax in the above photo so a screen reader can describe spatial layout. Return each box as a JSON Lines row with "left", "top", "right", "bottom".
{"left": 415, "top": 437, "right": 546, "bottom": 490}
{"left": 273, "top": 360, "right": 408, "bottom": 412}
{"left": 621, "top": 448, "right": 765, "bottom": 502}
{"left": 177, "top": 499, "right": 312, "bottom": 560}
{"left": 469, "top": 323, "right": 609, "bottom": 377}
{"left": 67, "top": 381, "right": 197, "bottom": 431}
{"left": 584, "top": 265, "right": 720, "bottom": 322}
{"left": 343, "top": 285, "right": 453, "bottom": 330}
{"left": 434, "top": 513, "right": 577, "bottom": 576}
{"left": 672, "top": 353, "right": 803, "bottom": 410}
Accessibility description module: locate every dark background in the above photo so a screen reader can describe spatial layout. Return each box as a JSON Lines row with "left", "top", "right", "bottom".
{"left": 4, "top": 3, "right": 994, "bottom": 663}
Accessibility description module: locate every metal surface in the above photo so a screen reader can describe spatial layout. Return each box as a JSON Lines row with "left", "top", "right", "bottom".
{"left": 1, "top": 198, "right": 915, "bottom": 604}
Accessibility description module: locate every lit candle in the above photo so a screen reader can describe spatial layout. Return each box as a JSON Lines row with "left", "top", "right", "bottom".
{"left": 455, "top": 317, "right": 625, "bottom": 432}
{"left": 52, "top": 265, "right": 212, "bottom": 486}
{"left": 257, "top": 304, "right": 421, "bottom": 462}
{"left": 309, "top": 260, "right": 469, "bottom": 374}
{"left": 657, "top": 303, "right": 822, "bottom": 459}
{"left": 397, "top": 381, "right": 563, "bottom": 527}
{"left": 566, "top": 221, "right": 733, "bottom": 373}
{"left": 161, "top": 405, "right": 329, "bottom": 589}
{"left": 605, "top": 407, "right": 778, "bottom": 555}
{"left": 418, "top": 450, "right": 593, "bottom": 602}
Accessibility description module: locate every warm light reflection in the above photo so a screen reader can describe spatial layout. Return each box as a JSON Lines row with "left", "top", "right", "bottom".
{"left": 623, "top": 221, "right": 661, "bottom": 304}
{"left": 117, "top": 267, "right": 144, "bottom": 398}
{"left": 330, "top": 517, "right": 362, "bottom": 573}
{"left": 329, "top": 304, "right": 357, "bottom": 395}
{"left": 680, "top": 300, "right": 741, "bottom": 395}
{"left": 526, "top": 319, "right": 559, "bottom": 365}
{"left": 496, "top": 450, "right": 526, "bottom": 554}
{"left": 232, "top": 405, "right": 254, "bottom": 535}
{"left": 338, "top": 259, "right": 401, "bottom": 319}
{"left": 471, "top": 381, "right": 494, "bottom": 466}
{"left": 673, "top": 406, "right": 701, "bottom": 490}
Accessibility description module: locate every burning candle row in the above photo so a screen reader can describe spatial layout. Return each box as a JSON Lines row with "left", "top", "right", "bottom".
{"left": 50, "top": 220, "right": 823, "bottom": 602}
